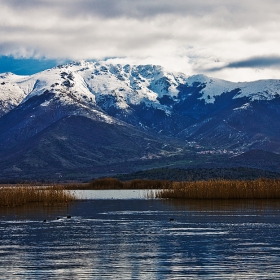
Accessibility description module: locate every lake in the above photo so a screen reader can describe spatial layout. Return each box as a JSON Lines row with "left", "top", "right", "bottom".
{"left": 1, "top": 190, "right": 280, "bottom": 279}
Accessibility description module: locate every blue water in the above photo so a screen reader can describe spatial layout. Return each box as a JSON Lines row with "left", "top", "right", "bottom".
{"left": 1, "top": 198, "right": 280, "bottom": 279}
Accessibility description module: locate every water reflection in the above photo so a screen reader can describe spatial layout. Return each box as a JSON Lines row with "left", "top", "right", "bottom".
{"left": 0, "top": 203, "right": 73, "bottom": 221}
{"left": 1, "top": 199, "right": 280, "bottom": 279}
{"left": 163, "top": 198, "right": 280, "bottom": 214}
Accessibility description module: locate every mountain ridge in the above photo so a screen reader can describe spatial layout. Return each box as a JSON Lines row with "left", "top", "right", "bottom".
{"left": 1, "top": 61, "right": 280, "bottom": 181}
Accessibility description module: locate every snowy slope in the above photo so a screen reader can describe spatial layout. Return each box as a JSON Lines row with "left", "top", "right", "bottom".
{"left": 0, "top": 61, "right": 189, "bottom": 115}
{"left": 184, "top": 74, "right": 280, "bottom": 104}
{"left": 236, "top": 79, "right": 280, "bottom": 101}
{"left": 0, "top": 73, "right": 27, "bottom": 116}
{"left": 1, "top": 60, "right": 280, "bottom": 117}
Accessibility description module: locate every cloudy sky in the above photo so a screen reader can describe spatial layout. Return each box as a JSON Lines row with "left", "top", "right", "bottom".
{"left": 1, "top": 0, "right": 280, "bottom": 81}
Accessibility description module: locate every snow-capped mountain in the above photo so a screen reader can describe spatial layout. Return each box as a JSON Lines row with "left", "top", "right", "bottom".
{"left": 2, "top": 61, "right": 280, "bottom": 114}
{"left": 0, "top": 61, "right": 188, "bottom": 116}
{"left": 1, "top": 61, "right": 280, "bottom": 180}
{"left": 0, "top": 73, "right": 28, "bottom": 116}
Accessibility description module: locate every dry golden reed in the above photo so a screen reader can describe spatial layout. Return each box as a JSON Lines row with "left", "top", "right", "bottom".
{"left": 64, "top": 178, "right": 172, "bottom": 190}
{"left": 153, "top": 179, "right": 280, "bottom": 199}
{"left": 0, "top": 185, "right": 76, "bottom": 208}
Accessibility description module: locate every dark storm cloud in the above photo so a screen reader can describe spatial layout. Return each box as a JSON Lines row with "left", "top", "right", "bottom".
{"left": 207, "top": 56, "right": 280, "bottom": 72}
{"left": 227, "top": 56, "right": 280, "bottom": 68}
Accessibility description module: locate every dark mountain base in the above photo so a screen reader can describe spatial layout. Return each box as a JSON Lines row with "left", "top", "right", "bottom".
{"left": 1, "top": 149, "right": 280, "bottom": 183}
{"left": 0, "top": 115, "right": 186, "bottom": 182}
{"left": 115, "top": 167, "right": 280, "bottom": 182}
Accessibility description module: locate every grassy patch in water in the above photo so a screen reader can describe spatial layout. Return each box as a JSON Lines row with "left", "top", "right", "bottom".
{"left": 0, "top": 185, "right": 76, "bottom": 208}
{"left": 152, "top": 179, "right": 280, "bottom": 199}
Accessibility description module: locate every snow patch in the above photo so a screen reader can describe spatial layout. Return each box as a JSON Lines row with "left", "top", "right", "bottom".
{"left": 233, "top": 103, "right": 251, "bottom": 111}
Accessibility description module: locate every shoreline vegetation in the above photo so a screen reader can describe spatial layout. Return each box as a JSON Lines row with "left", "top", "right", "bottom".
{"left": 66, "top": 178, "right": 280, "bottom": 199}
{"left": 151, "top": 179, "right": 280, "bottom": 199}
{"left": 64, "top": 178, "right": 172, "bottom": 190}
{"left": 0, "top": 185, "right": 75, "bottom": 208}
{"left": 2, "top": 178, "right": 280, "bottom": 208}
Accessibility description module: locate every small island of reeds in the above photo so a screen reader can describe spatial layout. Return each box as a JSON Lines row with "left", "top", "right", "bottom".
{"left": 0, "top": 185, "right": 76, "bottom": 208}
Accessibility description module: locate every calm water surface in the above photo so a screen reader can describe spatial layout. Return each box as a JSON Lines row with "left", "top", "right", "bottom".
{"left": 1, "top": 191, "right": 280, "bottom": 279}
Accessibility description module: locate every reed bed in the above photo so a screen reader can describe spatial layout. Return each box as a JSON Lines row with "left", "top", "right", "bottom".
{"left": 0, "top": 185, "right": 76, "bottom": 208}
{"left": 153, "top": 179, "right": 280, "bottom": 199}
{"left": 64, "top": 178, "right": 172, "bottom": 190}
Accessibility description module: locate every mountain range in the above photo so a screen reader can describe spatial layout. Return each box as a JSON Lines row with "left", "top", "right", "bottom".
{"left": 1, "top": 61, "right": 280, "bottom": 181}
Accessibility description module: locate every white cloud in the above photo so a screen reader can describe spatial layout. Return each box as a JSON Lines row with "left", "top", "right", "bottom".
{"left": 1, "top": 0, "right": 280, "bottom": 81}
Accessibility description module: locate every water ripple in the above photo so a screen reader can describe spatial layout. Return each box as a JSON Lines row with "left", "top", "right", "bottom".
{"left": 1, "top": 199, "right": 280, "bottom": 279}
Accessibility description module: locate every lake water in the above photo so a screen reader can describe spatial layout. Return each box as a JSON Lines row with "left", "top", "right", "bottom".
{"left": 72, "top": 189, "right": 152, "bottom": 200}
{"left": 1, "top": 191, "right": 280, "bottom": 279}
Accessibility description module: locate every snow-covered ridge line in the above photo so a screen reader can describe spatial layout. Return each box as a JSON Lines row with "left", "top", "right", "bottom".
{"left": 0, "top": 61, "right": 280, "bottom": 117}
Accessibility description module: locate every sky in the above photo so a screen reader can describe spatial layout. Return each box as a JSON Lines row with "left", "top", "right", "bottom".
{"left": 1, "top": 0, "right": 280, "bottom": 82}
